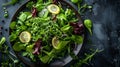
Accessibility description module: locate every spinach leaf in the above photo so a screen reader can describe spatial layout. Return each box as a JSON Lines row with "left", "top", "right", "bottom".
{"left": 84, "top": 19, "right": 92, "bottom": 35}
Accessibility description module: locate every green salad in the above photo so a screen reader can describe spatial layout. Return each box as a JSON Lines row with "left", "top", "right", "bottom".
{"left": 9, "top": 0, "right": 84, "bottom": 63}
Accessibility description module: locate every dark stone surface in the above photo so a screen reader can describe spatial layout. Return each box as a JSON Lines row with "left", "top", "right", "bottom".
{"left": 81, "top": 0, "right": 120, "bottom": 67}
{"left": 0, "top": 0, "right": 120, "bottom": 67}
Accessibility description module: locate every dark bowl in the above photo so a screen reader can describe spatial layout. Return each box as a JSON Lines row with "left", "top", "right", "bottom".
{"left": 9, "top": 0, "right": 84, "bottom": 67}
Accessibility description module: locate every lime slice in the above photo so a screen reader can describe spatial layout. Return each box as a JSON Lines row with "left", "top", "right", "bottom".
{"left": 19, "top": 31, "right": 31, "bottom": 43}
{"left": 47, "top": 4, "right": 60, "bottom": 14}
{"left": 52, "top": 37, "right": 59, "bottom": 49}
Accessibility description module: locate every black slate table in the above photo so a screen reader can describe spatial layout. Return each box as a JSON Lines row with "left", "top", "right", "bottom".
{"left": 0, "top": 0, "right": 120, "bottom": 67}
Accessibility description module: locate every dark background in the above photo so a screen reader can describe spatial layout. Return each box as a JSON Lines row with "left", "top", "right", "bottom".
{"left": 0, "top": 0, "right": 120, "bottom": 67}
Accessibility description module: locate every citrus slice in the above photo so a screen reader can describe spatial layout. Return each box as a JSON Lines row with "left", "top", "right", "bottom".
{"left": 52, "top": 37, "right": 70, "bottom": 49}
{"left": 52, "top": 37, "right": 59, "bottom": 49}
{"left": 19, "top": 31, "right": 31, "bottom": 43}
{"left": 47, "top": 4, "right": 60, "bottom": 14}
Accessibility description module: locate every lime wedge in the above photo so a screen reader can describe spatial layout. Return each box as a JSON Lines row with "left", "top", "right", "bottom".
{"left": 19, "top": 31, "right": 31, "bottom": 43}
{"left": 52, "top": 37, "right": 69, "bottom": 49}
{"left": 52, "top": 37, "right": 59, "bottom": 49}
{"left": 47, "top": 4, "right": 60, "bottom": 14}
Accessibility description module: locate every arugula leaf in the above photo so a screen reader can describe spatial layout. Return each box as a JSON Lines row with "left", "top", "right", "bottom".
{"left": 35, "top": 0, "right": 51, "bottom": 11}
{"left": 26, "top": 1, "right": 34, "bottom": 9}
{"left": 38, "top": 9, "right": 49, "bottom": 18}
{"left": 35, "top": 4, "right": 44, "bottom": 11}
{"left": 25, "top": 20, "right": 32, "bottom": 26}
{"left": 39, "top": 49, "right": 55, "bottom": 63}
{"left": 55, "top": 41, "right": 70, "bottom": 50}
{"left": 37, "top": 0, "right": 43, "bottom": 3}
{"left": 26, "top": 44, "right": 34, "bottom": 52}
{"left": 22, "top": 52, "right": 28, "bottom": 56}
{"left": 10, "top": 21, "right": 16, "bottom": 29}
{"left": 17, "top": 20, "right": 23, "bottom": 25}
{"left": 18, "top": 12, "right": 31, "bottom": 22}
{"left": 39, "top": 55, "right": 52, "bottom": 63}
{"left": 13, "top": 42, "right": 26, "bottom": 51}
{"left": 65, "top": 9, "right": 72, "bottom": 17}
{"left": 71, "top": 35, "right": 83, "bottom": 44}
{"left": 18, "top": 12, "right": 27, "bottom": 22}
{"left": 9, "top": 33, "right": 17, "bottom": 42}
{"left": 71, "top": 49, "right": 100, "bottom": 67}
{"left": 57, "top": 13, "right": 67, "bottom": 21}
{"left": 61, "top": 24, "right": 71, "bottom": 32}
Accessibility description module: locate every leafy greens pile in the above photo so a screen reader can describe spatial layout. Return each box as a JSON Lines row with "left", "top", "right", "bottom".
{"left": 9, "top": 0, "right": 84, "bottom": 63}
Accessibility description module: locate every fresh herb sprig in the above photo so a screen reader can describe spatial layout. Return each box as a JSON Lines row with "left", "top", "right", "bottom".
{"left": 71, "top": 49, "right": 100, "bottom": 67}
